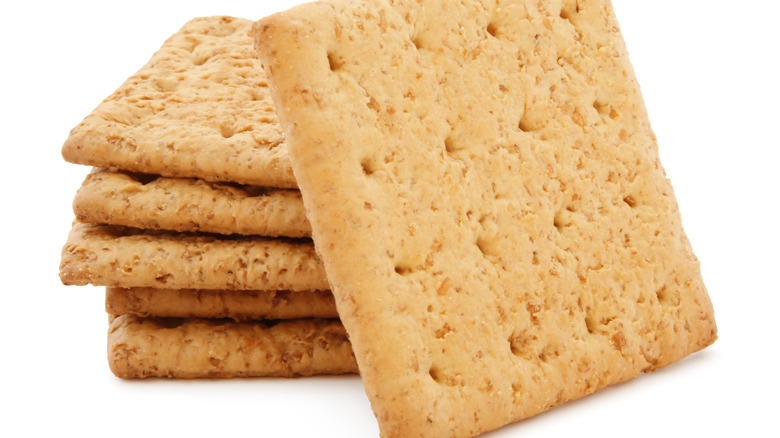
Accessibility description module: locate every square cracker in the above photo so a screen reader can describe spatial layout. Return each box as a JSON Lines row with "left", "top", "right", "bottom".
{"left": 254, "top": 0, "right": 717, "bottom": 436}
{"left": 60, "top": 222, "right": 328, "bottom": 291}
{"left": 74, "top": 168, "right": 310, "bottom": 237}
{"left": 106, "top": 287, "right": 337, "bottom": 320}
{"left": 108, "top": 314, "right": 356, "bottom": 378}
{"left": 62, "top": 16, "right": 296, "bottom": 188}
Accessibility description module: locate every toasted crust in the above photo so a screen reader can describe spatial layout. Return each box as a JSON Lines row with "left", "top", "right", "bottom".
{"left": 62, "top": 16, "right": 296, "bottom": 188}
{"left": 108, "top": 315, "right": 357, "bottom": 378}
{"left": 60, "top": 222, "right": 328, "bottom": 291}
{"left": 255, "top": 0, "right": 716, "bottom": 436}
{"left": 106, "top": 287, "right": 337, "bottom": 320}
{"left": 74, "top": 168, "right": 310, "bottom": 237}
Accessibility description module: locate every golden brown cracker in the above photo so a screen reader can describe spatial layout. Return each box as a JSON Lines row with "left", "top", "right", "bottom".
{"left": 60, "top": 222, "right": 327, "bottom": 291}
{"left": 74, "top": 168, "right": 309, "bottom": 237}
{"left": 62, "top": 16, "right": 296, "bottom": 188}
{"left": 108, "top": 314, "right": 356, "bottom": 378}
{"left": 106, "top": 287, "right": 337, "bottom": 321}
{"left": 255, "top": 0, "right": 716, "bottom": 435}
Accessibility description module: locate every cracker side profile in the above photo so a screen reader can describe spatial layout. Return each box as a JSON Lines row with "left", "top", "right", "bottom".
{"left": 106, "top": 287, "right": 337, "bottom": 320}
{"left": 62, "top": 16, "right": 296, "bottom": 188}
{"left": 60, "top": 222, "right": 328, "bottom": 291}
{"left": 108, "top": 315, "right": 357, "bottom": 378}
{"left": 255, "top": 0, "right": 716, "bottom": 436}
{"left": 74, "top": 169, "right": 310, "bottom": 237}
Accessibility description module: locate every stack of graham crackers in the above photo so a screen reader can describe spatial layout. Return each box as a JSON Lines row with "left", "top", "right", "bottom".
{"left": 59, "top": 17, "right": 357, "bottom": 378}
{"left": 60, "top": 1, "right": 717, "bottom": 436}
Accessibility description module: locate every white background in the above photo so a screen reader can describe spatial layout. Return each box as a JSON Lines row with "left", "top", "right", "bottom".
{"left": 1, "top": 1, "right": 778, "bottom": 436}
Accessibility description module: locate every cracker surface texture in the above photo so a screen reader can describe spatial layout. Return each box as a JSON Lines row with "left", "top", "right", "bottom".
{"left": 62, "top": 16, "right": 296, "bottom": 188}
{"left": 74, "top": 168, "right": 310, "bottom": 237}
{"left": 60, "top": 222, "right": 327, "bottom": 291}
{"left": 108, "top": 315, "right": 356, "bottom": 378}
{"left": 255, "top": 0, "right": 716, "bottom": 436}
{"left": 106, "top": 287, "right": 337, "bottom": 320}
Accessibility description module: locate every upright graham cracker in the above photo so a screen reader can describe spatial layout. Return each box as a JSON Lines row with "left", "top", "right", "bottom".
{"left": 62, "top": 16, "right": 296, "bottom": 188}
{"left": 255, "top": 0, "right": 716, "bottom": 436}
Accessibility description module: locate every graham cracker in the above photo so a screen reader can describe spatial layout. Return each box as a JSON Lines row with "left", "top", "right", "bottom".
{"left": 106, "top": 287, "right": 337, "bottom": 320}
{"left": 74, "top": 168, "right": 310, "bottom": 237}
{"left": 108, "top": 314, "right": 357, "bottom": 378}
{"left": 60, "top": 222, "right": 328, "bottom": 291}
{"left": 254, "top": 1, "right": 717, "bottom": 436}
{"left": 62, "top": 16, "right": 296, "bottom": 188}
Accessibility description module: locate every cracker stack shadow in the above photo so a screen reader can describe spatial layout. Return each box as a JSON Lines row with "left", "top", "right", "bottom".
{"left": 59, "top": 16, "right": 357, "bottom": 379}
